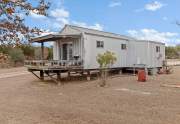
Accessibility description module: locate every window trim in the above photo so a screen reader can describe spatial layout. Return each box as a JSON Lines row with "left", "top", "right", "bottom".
{"left": 96, "top": 41, "right": 104, "bottom": 48}
{"left": 121, "top": 44, "right": 127, "bottom": 50}
{"left": 156, "top": 46, "right": 160, "bottom": 53}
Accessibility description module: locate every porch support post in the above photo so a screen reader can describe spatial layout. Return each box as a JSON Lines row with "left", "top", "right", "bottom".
{"left": 57, "top": 72, "right": 61, "bottom": 81}
{"left": 40, "top": 70, "right": 44, "bottom": 80}
{"left": 119, "top": 69, "right": 122, "bottom": 75}
{"left": 40, "top": 42, "right": 44, "bottom": 80}
{"left": 87, "top": 71, "right": 91, "bottom": 81}
{"left": 41, "top": 42, "right": 44, "bottom": 60}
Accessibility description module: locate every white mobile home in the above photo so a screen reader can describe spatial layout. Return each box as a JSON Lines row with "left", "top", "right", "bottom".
{"left": 26, "top": 25, "right": 165, "bottom": 81}
{"left": 52, "top": 25, "right": 165, "bottom": 70}
{"left": 28, "top": 25, "right": 165, "bottom": 73}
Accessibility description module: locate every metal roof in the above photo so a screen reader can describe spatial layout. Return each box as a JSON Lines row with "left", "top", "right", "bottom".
{"left": 67, "top": 25, "right": 135, "bottom": 41}
{"left": 30, "top": 34, "right": 81, "bottom": 43}
{"left": 137, "top": 40, "right": 165, "bottom": 45}
{"left": 30, "top": 25, "right": 164, "bottom": 45}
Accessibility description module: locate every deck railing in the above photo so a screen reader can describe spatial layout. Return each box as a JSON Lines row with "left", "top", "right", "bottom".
{"left": 24, "top": 60, "right": 83, "bottom": 68}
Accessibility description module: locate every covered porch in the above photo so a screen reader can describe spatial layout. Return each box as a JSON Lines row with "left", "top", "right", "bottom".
{"left": 25, "top": 34, "right": 84, "bottom": 68}
{"left": 24, "top": 34, "right": 85, "bottom": 83}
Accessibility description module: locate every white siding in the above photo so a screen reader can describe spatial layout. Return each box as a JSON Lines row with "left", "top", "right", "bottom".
{"left": 147, "top": 42, "right": 165, "bottom": 68}
{"left": 128, "top": 40, "right": 165, "bottom": 68}
{"left": 60, "top": 26, "right": 81, "bottom": 35}
{"left": 84, "top": 34, "right": 129, "bottom": 69}
{"left": 128, "top": 41, "right": 149, "bottom": 67}
{"left": 83, "top": 36, "right": 165, "bottom": 69}
{"left": 72, "top": 38, "right": 82, "bottom": 60}
{"left": 53, "top": 25, "right": 165, "bottom": 69}
{"left": 53, "top": 38, "right": 82, "bottom": 60}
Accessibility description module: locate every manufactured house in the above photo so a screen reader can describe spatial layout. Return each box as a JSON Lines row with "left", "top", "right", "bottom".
{"left": 25, "top": 25, "right": 165, "bottom": 82}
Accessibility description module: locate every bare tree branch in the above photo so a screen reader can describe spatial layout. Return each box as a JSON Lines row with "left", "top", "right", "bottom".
{"left": 0, "top": 0, "right": 50, "bottom": 46}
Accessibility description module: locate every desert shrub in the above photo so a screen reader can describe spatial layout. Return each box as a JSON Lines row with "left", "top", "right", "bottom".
{"left": 0, "top": 45, "right": 13, "bottom": 54}
{"left": 166, "top": 46, "right": 179, "bottom": 59}
{"left": 9, "top": 48, "right": 25, "bottom": 66}
{"left": 166, "top": 45, "right": 180, "bottom": 59}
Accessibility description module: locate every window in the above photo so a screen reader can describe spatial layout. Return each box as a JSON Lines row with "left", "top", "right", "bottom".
{"left": 62, "top": 44, "right": 68, "bottom": 60}
{"left": 121, "top": 44, "right": 127, "bottom": 50}
{"left": 97, "top": 41, "right": 104, "bottom": 48}
{"left": 156, "top": 46, "right": 160, "bottom": 52}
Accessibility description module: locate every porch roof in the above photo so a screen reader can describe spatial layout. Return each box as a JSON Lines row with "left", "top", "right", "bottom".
{"left": 30, "top": 34, "right": 81, "bottom": 43}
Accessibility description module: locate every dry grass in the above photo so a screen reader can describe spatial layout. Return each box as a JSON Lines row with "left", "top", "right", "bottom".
{"left": 0, "top": 67, "right": 180, "bottom": 124}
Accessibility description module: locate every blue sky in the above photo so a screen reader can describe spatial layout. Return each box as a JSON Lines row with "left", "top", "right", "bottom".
{"left": 25, "top": 0, "right": 180, "bottom": 46}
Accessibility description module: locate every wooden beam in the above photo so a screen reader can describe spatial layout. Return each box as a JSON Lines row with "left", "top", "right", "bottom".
{"left": 30, "top": 71, "right": 42, "bottom": 80}
{"left": 45, "top": 72, "right": 59, "bottom": 84}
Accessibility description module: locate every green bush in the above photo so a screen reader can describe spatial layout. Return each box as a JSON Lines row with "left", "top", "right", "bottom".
{"left": 9, "top": 48, "right": 25, "bottom": 66}
{"left": 19, "top": 44, "right": 35, "bottom": 58}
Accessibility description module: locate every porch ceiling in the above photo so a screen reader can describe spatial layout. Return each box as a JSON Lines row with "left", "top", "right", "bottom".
{"left": 30, "top": 34, "right": 81, "bottom": 43}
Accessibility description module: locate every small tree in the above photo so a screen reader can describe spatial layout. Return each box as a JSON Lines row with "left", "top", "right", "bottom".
{"left": 96, "top": 51, "right": 117, "bottom": 87}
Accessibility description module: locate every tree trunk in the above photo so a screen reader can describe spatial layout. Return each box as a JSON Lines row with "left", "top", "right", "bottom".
{"left": 99, "top": 69, "right": 108, "bottom": 87}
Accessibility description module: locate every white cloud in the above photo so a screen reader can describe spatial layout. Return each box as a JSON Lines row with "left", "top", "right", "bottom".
{"left": 135, "top": 1, "right": 166, "bottom": 12}
{"left": 109, "top": 1, "right": 122, "bottom": 7}
{"left": 145, "top": 1, "right": 165, "bottom": 11}
{"left": 51, "top": 17, "right": 69, "bottom": 30}
{"left": 30, "top": 7, "right": 104, "bottom": 32}
{"left": 50, "top": 8, "right": 69, "bottom": 18}
{"left": 127, "top": 29, "right": 180, "bottom": 46}
{"left": 72, "top": 21, "right": 104, "bottom": 31}
{"left": 30, "top": 8, "right": 70, "bottom": 30}
{"left": 56, "top": 18, "right": 69, "bottom": 25}
{"left": 30, "top": 11, "right": 47, "bottom": 19}
{"left": 49, "top": 8, "right": 70, "bottom": 29}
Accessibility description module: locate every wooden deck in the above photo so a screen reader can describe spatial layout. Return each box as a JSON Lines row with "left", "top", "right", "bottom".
{"left": 24, "top": 60, "right": 84, "bottom": 84}
{"left": 25, "top": 60, "right": 83, "bottom": 70}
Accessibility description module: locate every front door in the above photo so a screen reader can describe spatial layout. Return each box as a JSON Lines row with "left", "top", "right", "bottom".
{"left": 62, "top": 43, "right": 73, "bottom": 60}
{"left": 62, "top": 44, "right": 68, "bottom": 60}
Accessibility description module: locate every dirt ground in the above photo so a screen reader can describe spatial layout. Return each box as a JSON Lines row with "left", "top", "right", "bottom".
{"left": 0, "top": 67, "right": 180, "bottom": 124}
